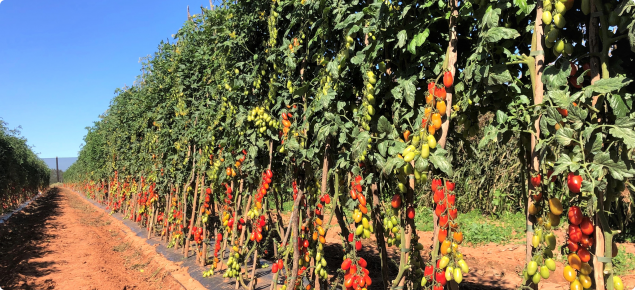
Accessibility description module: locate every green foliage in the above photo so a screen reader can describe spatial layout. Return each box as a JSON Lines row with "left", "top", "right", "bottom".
{"left": 0, "top": 119, "right": 50, "bottom": 213}
{"left": 613, "top": 245, "right": 635, "bottom": 275}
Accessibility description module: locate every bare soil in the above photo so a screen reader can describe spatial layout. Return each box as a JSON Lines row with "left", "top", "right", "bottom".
{"left": 0, "top": 188, "right": 205, "bottom": 290}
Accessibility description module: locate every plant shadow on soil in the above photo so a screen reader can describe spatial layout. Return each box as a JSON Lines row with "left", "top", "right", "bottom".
{"left": 0, "top": 188, "right": 61, "bottom": 289}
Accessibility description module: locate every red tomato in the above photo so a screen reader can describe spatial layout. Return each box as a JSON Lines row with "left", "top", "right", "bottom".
{"left": 439, "top": 228, "right": 448, "bottom": 242}
{"left": 580, "top": 216, "right": 594, "bottom": 235}
{"left": 567, "top": 173, "right": 582, "bottom": 194}
{"left": 341, "top": 258, "right": 352, "bottom": 270}
{"left": 272, "top": 264, "right": 278, "bottom": 273}
{"left": 424, "top": 265, "right": 433, "bottom": 278}
{"left": 447, "top": 194, "right": 456, "bottom": 205}
{"left": 436, "top": 271, "right": 447, "bottom": 286}
{"left": 439, "top": 215, "right": 449, "bottom": 228}
{"left": 350, "top": 189, "right": 357, "bottom": 200}
{"left": 578, "top": 248, "right": 591, "bottom": 262}
{"left": 568, "top": 206, "right": 583, "bottom": 225}
{"left": 407, "top": 207, "right": 415, "bottom": 219}
{"left": 443, "top": 71, "right": 453, "bottom": 88}
{"left": 432, "top": 179, "right": 443, "bottom": 192}
{"left": 277, "top": 259, "right": 284, "bottom": 270}
{"left": 567, "top": 240, "right": 579, "bottom": 252}
{"left": 531, "top": 175, "right": 541, "bottom": 187}
{"left": 428, "top": 82, "right": 436, "bottom": 94}
{"left": 449, "top": 208, "right": 458, "bottom": 220}
{"left": 358, "top": 257, "right": 367, "bottom": 268}
{"left": 558, "top": 108, "right": 569, "bottom": 117}
{"left": 435, "top": 86, "right": 446, "bottom": 99}
{"left": 581, "top": 235, "right": 594, "bottom": 248}
{"left": 445, "top": 181, "right": 455, "bottom": 191}
{"left": 435, "top": 203, "right": 446, "bottom": 217}
{"left": 569, "top": 225, "right": 582, "bottom": 243}
{"left": 355, "top": 241, "right": 362, "bottom": 251}
{"left": 391, "top": 194, "right": 402, "bottom": 208}
{"left": 433, "top": 190, "right": 445, "bottom": 204}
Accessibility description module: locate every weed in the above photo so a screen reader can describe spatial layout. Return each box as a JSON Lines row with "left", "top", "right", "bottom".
{"left": 613, "top": 245, "right": 635, "bottom": 275}
{"left": 113, "top": 242, "right": 131, "bottom": 252}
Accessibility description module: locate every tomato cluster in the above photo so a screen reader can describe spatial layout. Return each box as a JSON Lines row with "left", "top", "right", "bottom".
{"left": 425, "top": 178, "right": 469, "bottom": 287}
{"left": 342, "top": 257, "right": 372, "bottom": 290}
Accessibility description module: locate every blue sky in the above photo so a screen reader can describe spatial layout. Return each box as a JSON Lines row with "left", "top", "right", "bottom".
{"left": 0, "top": 0, "right": 216, "bottom": 158}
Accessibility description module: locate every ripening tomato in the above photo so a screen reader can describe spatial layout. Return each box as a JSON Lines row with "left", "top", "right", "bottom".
{"left": 570, "top": 62, "right": 578, "bottom": 76}
{"left": 453, "top": 231, "right": 464, "bottom": 244}
{"left": 428, "top": 82, "right": 436, "bottom": 94}
{"left": 436, "top": 271, "right": 447, "bottom": 286}
{"left": 433, "top": 190, "right": 444, "bottom": 204}
{"left": 439, "top": 228, "right": 448, "bottom": 242}
{"left": 445, "top": 181, "right": 455, "bottom": 191}
{"left": 447, "top": 194, "right": 456, "bottom": 206}
{"left": 443, "top": 71, "right": 453, "bottom": 88}
{"left": 391, "top": 194, "right": 402, "bottom": 208}
{"left": 449, "top": 208, "right": 458, "bottom": 220}
{"left": 580, "top": 216, "right": 594, "bottom": 235}
{"left": 557, "top": 108, "right": 569, "bottom": 117}
{"left": 439, "top": 215, "right": 449, "bottom": 228}
{"left": 567, "top": 173, "right": 582, "bottom": 194}
{"left": 341, "top": 258, "right": 352, "bottom": 270}
{"left": 568, "top": 206, "right": 582, "bottom": 225}
{"left": 531, "top": 175, "right": 541, "bottom": 187}
{"left": 580, "top": 235, "right": 594, "bottom": 248}
{"left": 569, "top": 225, "right": 582, "bottom": 243}
{"left": 407, "top": 207, "right": 415, "bottom": 219}
{"left": 432, "top": 179, "right": 443, "bottom": 191}
{"left": 577, "top": 247, "right": 591, "bottom": 263}
{"left": 435, "top": 86, "right": 446, "bottom": 99}
{"left": 435, "top": 203, "right": 446, "bottom": 217}
{"left": 563, "top": 265, "right": 577, "bottom": 282}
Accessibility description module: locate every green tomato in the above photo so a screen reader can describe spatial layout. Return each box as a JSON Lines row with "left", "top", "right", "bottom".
{"left": 454, "top": 268, "right": 463, "bottom": 283}
{"left": 553, "top": 13, "right": 566, "bottom": 28}
{"left": 542, "top": 11, "right": 553, "bottom": 25}
{"left": 545, "top": 258, "right": 556, "bottom": 271}
{"left": 555, "top": 39, "right": 566, "bottom": 54}
{"left": 540, "top": 266, "right": 551, "bottom": 279}
{"left": 544, "top": 0, "right": 553, "bottom": 11}
{"left": 421, "top": 144, "right": 430, "bottom": 159}
{"left": 555, "top": 2, "right": 566, "bottom": 14}
{"left": 532, "top": 273, "right": 542, "bottom": 284}
{"left": 427, "top": 135, "right": 437, "bottom": 149}
{"left": 367, "top": 105, "right": 375, "bottom": 116}
{"left": 527, "top": 261, "right": 538, "bottom": 276}
{"left": 355, "top": 224, "right": 364, "bottom": 236}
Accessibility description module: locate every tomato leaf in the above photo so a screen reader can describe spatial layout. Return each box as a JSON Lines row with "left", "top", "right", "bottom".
{"left": 482, "top": 27, "right": 520, "bottom": 43}
{"left": 608, "top": 93, "right": 631, "bottom": 118}
{"left": 542, "top": 61, "right": 570, "bottom": 90}
{"left": 382, "top": 157, "right": 405, "bottom": 176}
{"left": 429, "top": 149, "right": 453, "bottom": 177}
{"left": 479, "top": 125, "right": 499, "bottom": 149}
{"left": 377, "top": 116, "right": 394, "bottom": 135}
{"left": 609, "top": 127, "right": 635, "bottom": 150}
{"left": 415, "top": 157, "right": 429, "bottom": 173}
{"left": 487, "top": 64, "right": 513, "bottom": 85}
{"left": 351, "top": 131, "right": 370, "bottom": 161}
{"left": 397, "top": 30, "right": 408, "bottom": 49}
{"left": 555, "top": 128, "right": 576, "bottom": 146}
{"left": 593, "top": 152, "right": 635, "bottom": 180}
{"left": 482, "top": 6, "right": 501, "bottom": 29}
{"left": 583, "top": 76, "right": 632, "bottom": 100}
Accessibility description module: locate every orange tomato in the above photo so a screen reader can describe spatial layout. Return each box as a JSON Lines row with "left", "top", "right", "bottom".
{"left": 568, "top": 253, "right": 582, "bottom": 270}
{"left": 432, "top": 113, "right": 442, "bottom": 129}
{"left": 440, "top": 240, "right": 452, "bottom": 254}
{"left": 439, "top": 228, "right": 448, "bottom": 242}
{"left": 436, "top": 101, "right": 447, "bottom": 116}
{"left": 428, "top": 125, "right": 436, "bottom": 135}
{"left": 453, "top": 231, "right": 464, "bottom": 244}
{"left": 426, "top": 93, "right": 435, "bottom": 105}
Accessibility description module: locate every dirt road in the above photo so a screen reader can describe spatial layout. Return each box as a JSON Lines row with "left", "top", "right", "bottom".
{"left": 0, "top": 188, "right": 203, "bottom": 290}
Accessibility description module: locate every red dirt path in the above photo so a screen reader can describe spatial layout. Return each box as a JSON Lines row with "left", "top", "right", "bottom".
{"left": 0, "top": 187, "right": 205, "bottom": 290}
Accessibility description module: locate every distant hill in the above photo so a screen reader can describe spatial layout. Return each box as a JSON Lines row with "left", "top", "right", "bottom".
{"left": 40, "top": 157, "right": 78, "bottom": 171}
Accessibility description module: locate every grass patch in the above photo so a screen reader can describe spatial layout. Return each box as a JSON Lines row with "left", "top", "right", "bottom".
{"left": 113, "top": 242, "right": 131, "bottom": 252}
{"left": 614, "top": 245, "right": 635, "bottom": 275}
{"left": 415, "top": 209, "right": 525, "bottom": 245}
